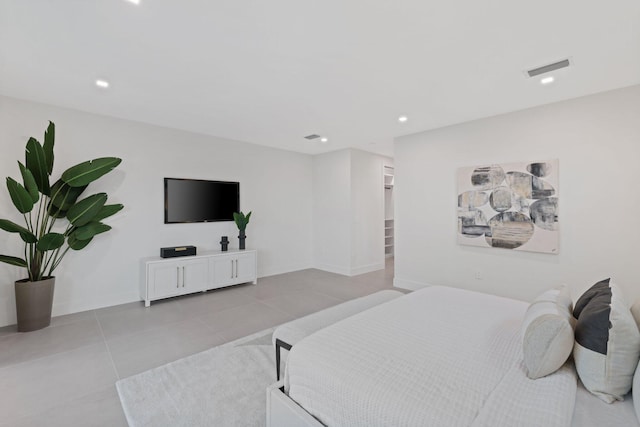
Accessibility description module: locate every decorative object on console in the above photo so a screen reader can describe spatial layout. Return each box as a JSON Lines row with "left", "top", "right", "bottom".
{"left": 233, "top": 211, "right": 251, "bottom": 250}
{"left": 160, "top": 246, "right": 197, "bottom": 258}
{"left": 0, "top": 121, "right": 123, "bottom": 332}
{"left": 220, "top": 236, "right": 229, "bottom": 251}
{"left": 572, "top": 278, "right": 640, "bottom": 403}
{"left": 457, "top": 159, "right": 558, "bottom": 254}
{"left": 521, "top": 285, "right": 574, "bottom": 379}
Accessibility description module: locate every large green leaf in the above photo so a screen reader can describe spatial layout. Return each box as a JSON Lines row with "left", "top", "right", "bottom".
{"left": 74, "top": 222, "right": 111, "bottom": 240}
{"left": 36, "top": 233, "right": 65, "bottom": 251}
{"left": 66, "top": 193, "right": 107, "bottom": 227}
{"left": 48, "top": 209, "right": 67, "bottom": 219}
{"left": 6, "top": 177, "right": 34, "bottom": 214}
{"left": 92, "top": 204, "right": 123, "bottom": 222}
{"left": 61, "top": 157, "right": 122, "bottom": 187}
{"left": 0, "top": 219, "right": 37, "bottom": 243}
{"left": 49, "top": 179, "right": 87, "bottom": 210}
{"left": 43, "top": 121, "right": 55, "bottom": 175}
{"left": 0, "top": 255, "right": 27, "bottom": 268}
{"left": 19, "top": 231, "right": 38, "bottom": 244}
{"left": 0, "top": 219, "right": 36, "bottom": 243}
{"left": 25, "top": 137, "right": 50, "bottom": 196}
{"left": 67, "top": 233, "right": 93, "bottom": 250}
{"left": 18, "top": 162, "right": 39, "bottom": 203}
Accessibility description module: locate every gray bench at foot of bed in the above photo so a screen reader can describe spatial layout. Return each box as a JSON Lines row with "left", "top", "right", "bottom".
{"left": 272, "top": 289, "right": 403, "bottom": 380}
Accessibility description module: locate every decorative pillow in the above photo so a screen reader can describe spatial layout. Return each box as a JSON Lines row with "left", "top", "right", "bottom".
{"left": 631, "top": 299, "right": 640, "bottom": 330}
{"left": 573, "top": 278, "right": 640, "bottom": 403}
{"left": 521, "top": 285, "right": 574, "bottom": 379}
{"left": 631, "top": 300, "right": 640, "bottom": 423}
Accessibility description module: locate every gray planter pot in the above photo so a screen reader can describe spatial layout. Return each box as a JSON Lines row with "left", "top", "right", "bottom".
{"left": 15, "top": 277, "right": 55, "bottom": 332}
{"left": 238, "top": 230, "right": 246, "bottom": 250}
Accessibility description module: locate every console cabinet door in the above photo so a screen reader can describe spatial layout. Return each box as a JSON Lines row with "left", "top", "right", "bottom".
{"left": 148, "top": 261, "right": 182, "bottom": 299}
{"left": 181, "top": 259, "right": 209, "bottom": 292}
{"left": 211, "top": 257, "right": 235, "bottom": 288}
{"left": 234, "top": 252, "right": 256, "bottom": 284}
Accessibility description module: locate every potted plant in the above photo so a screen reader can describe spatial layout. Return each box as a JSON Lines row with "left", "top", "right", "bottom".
{"left": 0, "top": 122, "right": 123, "bottom": 332}
{"left": 233, "top": 211, "right": 251, "bottom": 250}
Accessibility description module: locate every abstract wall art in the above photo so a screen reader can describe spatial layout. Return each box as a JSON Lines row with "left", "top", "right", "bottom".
{"left": 457, "top": 159, "right": 559, "bottom": 254}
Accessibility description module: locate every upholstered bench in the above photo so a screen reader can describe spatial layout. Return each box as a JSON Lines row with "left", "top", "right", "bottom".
{"left": 272, "top": 289, "right": 404, "bottom": 380}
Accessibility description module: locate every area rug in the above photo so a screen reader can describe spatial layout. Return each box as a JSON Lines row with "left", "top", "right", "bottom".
{"left": 116, "top": 328, "right": 277, "bottom": 427}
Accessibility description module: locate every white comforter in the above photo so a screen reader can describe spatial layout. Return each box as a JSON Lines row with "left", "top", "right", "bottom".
{"left": 284, "top": 286, "right": 577, "bottom": 427}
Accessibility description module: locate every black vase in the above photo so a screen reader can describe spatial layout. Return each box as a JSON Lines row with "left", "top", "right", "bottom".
{"left": 238, "top": 230, "right": 246, "bottom": 250}
{"left": 220, "top": 236, "right": 229, "bottom": 252}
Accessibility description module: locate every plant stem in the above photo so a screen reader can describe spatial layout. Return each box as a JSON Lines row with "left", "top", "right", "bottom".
{"left": 50, "top": 246, "right": 70, "bottom": 274}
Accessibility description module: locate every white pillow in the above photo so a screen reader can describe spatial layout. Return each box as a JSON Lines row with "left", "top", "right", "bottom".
{"left": 631, "top": 299, "right": 640, "bottom": 330}
{"left": 573, "top": 279, "right": 640, "bottom": 403}
{"left": 521, "top": 285, "right": 574, "bottom": 379}
{"left": 631, "top": 300, "right": 640, "bottom": 422}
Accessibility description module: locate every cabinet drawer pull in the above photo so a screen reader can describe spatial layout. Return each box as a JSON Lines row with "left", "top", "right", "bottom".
{"left": 182, "top": 266, "right": 185, "bottom": 287}
{"left": 176, "top": 266, "right": 180, "bottom": 288}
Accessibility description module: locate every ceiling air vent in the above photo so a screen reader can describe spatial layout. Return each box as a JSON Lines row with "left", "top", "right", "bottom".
{"left": 304, "top": 134, "right": 321, "bottom": 140}
{"left": 527, "top": 59, "right": 570, "bottom": 77}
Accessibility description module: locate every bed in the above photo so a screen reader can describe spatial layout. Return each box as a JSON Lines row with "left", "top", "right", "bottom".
{"left": 269, "top": 286, "right": 639, "bottom": 427}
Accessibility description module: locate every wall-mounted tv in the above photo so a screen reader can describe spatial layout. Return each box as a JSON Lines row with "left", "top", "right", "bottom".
{"left": 164, "top": 178, "right": 240, "bottom": 224}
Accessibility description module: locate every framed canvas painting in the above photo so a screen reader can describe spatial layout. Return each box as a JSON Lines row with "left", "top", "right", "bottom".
{"left": 457, "top": 159, "right": 559, "bottom": 254}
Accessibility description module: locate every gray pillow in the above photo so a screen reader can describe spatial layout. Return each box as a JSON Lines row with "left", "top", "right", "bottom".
{"left": 573, "top": 279, "right": 640, "bottom": 403}
{"left": 521, "top": 285, "right": 574, "bottom": 379}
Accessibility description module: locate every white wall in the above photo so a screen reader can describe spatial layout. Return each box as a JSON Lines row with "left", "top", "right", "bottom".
{"left": 394, "top": 85, "right": 640, "bottom": 303}
{"left": 350, "top": 149, "right": 388, "bottom": 274}
{"left": 312, "top": 149, "right": 391, "bottom": 275}
{"left": 312, "top": 150, "right": 352, "bottom": 275}
{"left": 0, "top": 95, "right": 313, "bottom": 327}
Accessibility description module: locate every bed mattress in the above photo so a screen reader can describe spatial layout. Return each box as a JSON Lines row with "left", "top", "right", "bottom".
{"left": 284, "top": 286, "right": 578, "bottom": 427}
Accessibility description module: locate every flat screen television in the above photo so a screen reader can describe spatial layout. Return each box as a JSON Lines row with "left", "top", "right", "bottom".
{"left": 164, "top": 178, "right": 240, "bottom": 224}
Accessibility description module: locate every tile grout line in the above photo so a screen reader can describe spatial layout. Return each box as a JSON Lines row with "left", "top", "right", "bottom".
{"left": 0, "top": 324, "right": 108, "bottom": 373}
{"left": 95, "top": 310, "right": 121, "bottom": 381}
{"left": 255, "top": 298, "right": 299, "bottom": 319}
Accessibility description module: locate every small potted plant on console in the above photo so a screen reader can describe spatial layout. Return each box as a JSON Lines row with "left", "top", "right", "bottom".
{"left": 233, "top": 211, "right": 251, "bottom": 250}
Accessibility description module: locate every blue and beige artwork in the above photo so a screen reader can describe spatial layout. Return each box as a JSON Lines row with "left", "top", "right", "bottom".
{"left": 457, "top": 159, "right": 559, "bottom": 254}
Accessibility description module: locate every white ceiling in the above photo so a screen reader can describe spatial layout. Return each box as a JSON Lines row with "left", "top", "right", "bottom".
{"left": 1, "top": 1, "right": 639, "bottom": 157}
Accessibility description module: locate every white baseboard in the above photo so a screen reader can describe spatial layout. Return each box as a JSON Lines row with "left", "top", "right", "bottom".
{"left": 313, "top": 262, "right": 385, "bottom": 277}
{"left": 52, "top": 291, "right": 141, "bottom": 318}
{"left": 349, "top": 262, "right": 385, "bottom": 276}
{"left": 259, "top": 263, "right": 314, "bottom": 278}
{"left": 312, "top": 263, "right": 351, "bottom": 276}
{"left": 0, "top": 290, "right": 142, "bottom": 328}
{"left": 393, "top": 277, "right": 432, "bottom": 291}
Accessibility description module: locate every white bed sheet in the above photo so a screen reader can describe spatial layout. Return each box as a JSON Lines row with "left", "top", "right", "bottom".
{"left": 571, "top": 381, "right": 639, "bottom": 427}
{"left": 285, "top": 286, "right": 578, "bottom": 427}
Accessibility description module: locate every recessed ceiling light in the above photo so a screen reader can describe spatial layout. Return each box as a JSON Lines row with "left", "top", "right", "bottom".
{"left": 126, "top": 0, "right": 141, "bottom": 5}
{"left": 95, "top": 79, "right": 110, "bottom": 88}
{"left": 398, "top": 116, "right": 408, "bottom": 123}
{"left": 320, "top": 137, "right": 328, "bottom": 143}
{"left": 540, "top": 76, "right": 555, "bottom": 85}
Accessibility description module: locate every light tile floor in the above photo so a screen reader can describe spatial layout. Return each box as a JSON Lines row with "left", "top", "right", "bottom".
{"left": 0, "top": 259, "right": 402, "bottom": 426}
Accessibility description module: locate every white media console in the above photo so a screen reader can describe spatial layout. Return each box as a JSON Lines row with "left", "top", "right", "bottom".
{"left": 141, "top": 249, "right": 257, "bottom": 307}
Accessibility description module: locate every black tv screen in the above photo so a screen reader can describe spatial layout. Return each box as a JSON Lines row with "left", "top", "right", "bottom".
{"left": 164, "top": 178, "right": 239, "bottom": 223}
